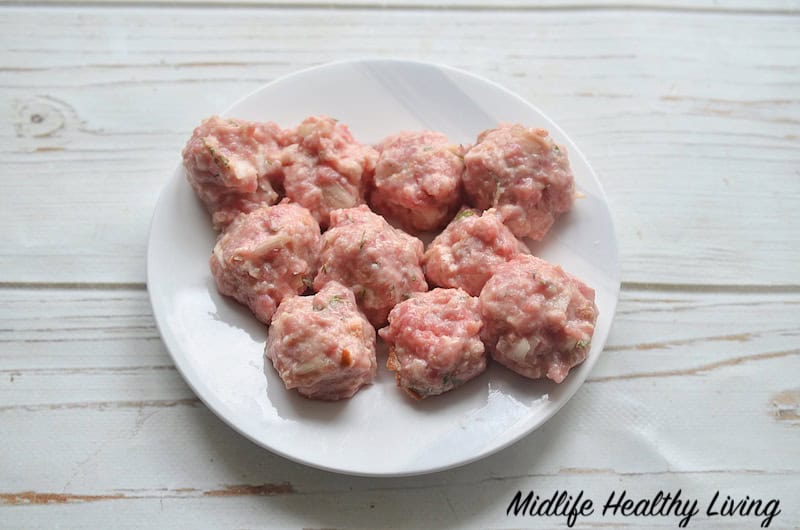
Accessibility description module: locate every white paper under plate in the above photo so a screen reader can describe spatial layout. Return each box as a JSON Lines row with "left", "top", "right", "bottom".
{"left": 147, "top": 59, "right": 620, "bottom": 476}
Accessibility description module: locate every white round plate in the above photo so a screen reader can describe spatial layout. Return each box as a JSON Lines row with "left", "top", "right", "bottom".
{"left": 147, "top": 59, "right": 620, "bottom": 477}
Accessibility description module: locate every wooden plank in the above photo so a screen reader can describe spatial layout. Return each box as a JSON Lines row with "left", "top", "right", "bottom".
{"left": 2, "top": 356, "right": 797, "bottom": 475}
{"left": 0, "top": 289, "right": 167, "bottom": 370}
{"left": 1, "top": 287, "right": 797, "bottom": 486}
{"left": 1, "top": 7, "right": 799, "bottom": 286}
{"left": 8, "top": 0, "right": 800, "bottom": 13}
{"left": 3, "top": 286, "right": 799, "bottom": 384}
{"left": 0, "top": 471, "right": 796, "bottom": 529}
{"left": 591, "top": 290, "right": 800, "bottom": 381}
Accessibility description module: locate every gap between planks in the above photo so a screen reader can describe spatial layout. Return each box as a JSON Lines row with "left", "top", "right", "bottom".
{"left": 1, "top": 1, "right": 799, "bottom": 16}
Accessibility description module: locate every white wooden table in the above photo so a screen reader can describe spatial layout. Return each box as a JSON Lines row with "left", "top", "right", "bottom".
{"left": 2, "top": 1, "right": 799, "bottom": 527}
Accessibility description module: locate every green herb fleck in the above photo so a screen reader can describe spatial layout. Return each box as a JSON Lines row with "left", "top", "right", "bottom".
{"left": 553, "top": 144, "right": 561, "bottom": 154}
{"left": 357, "top": 288, "right": 367, "bottom": 301}
{"left": 215, "top": 153, "right": 230, "bottom": 168}
{"left": 576, "top": 339, "right": 590, "bottom": 350}
{"left": 201, "top": 139, "right": 230, "bottom": 169}
{"left": 422, "top": 146, "right": 433, "bottom": 152}
{"left": 454, "top": 209, "right": 476, "bottom": 221}
{"left": 443, "top": 374, "right": 462, "bottom": 388}
{"left": 359, "top": 231, "right": 367, "bottom": 251}
{"left": 302, "top": 277, "right": 314, "bottom": 289}
{"left": 315, "top": 293, "right": 344, "bottom": 311}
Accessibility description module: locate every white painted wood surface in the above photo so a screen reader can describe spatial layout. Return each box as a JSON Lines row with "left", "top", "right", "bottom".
{"left": 3, "top": 5, "right": 799, "bottom": 285}
{"left": 16, "top": 0, "right": 800, "bottom": 11}
{"left": 1, "top": 1, "right": 798, "bottom": 528}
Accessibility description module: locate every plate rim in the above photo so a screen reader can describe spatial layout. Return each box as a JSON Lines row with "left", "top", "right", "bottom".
{"left": 146, "top": 58, "right": 621, "bottom": 477}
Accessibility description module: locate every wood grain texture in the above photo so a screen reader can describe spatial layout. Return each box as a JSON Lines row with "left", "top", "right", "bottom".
{"left": 7, "top": 0, "right": 800, "bottom": 12}
{"left": 3, "top": 286, "right": 798, "bottom": 389}
{"left": 2, "top": 2, "right": 799, "bottom": 528}
{"left": 1, "top": 6, "right": 799, "bottom": 285}
{"left": 1, "top": 288, "right": 797, "bottom": 507}
{"left": 0, "top": 473, "right": 797, "bottom": 528}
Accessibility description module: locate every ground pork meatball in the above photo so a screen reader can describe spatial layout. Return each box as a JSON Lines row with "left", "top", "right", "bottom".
{"left": 370, "top": 131, "right": 464, "bottom": 232}
{"left": 182, "top": 116, "right": 288, "bottom": 230}
{"left": 463, "top": 124, "right": 575, "bottom": 240}
{"left": 479, "top": 255, "right": 598, "bottom": 383}
{"left": 265, "top": 282, "right": 377, "bottom": 400}
{"left": 281, "top": 116, "right": 378, "bottom": 228}
{"left": 210, "top": 202, "right": 321, "bottom": 324}
{"left": 313, "top": 205, "right": 427, "bottom": 327}
{"left": 379, "top": 288, "right": 485, "bottom": 399}
{"left": 423, "top": 208, "right": 529, "bottom": 296}
{"left": 192, "top": 184, "right": 284, "bottom": 231}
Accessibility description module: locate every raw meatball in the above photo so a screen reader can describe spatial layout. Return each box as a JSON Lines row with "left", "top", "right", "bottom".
{"left": 182, "top": 116, "right": 288, "bottom": 230}
{"left": 379, "top": 288, "right": 486, "bottom": 399}
{"left": 463, "top": 124, "right": 575, "bottom": 240}
{"left": 370, "top": 131, "right": 464, "bottom": 232}
{"left": 423, "top": 208, "right": 528, "bottom": 296}
{"left": 210, "top": 202, "right": 321, "bottom": 324}
{"left": 281, "top": 116, "right": 378, "bottom": 228}
{"left": 314, "top": 205, "right": 427, "bottom": 327}
{"left": 265, "top": 282, "right": 377, "bottom": 400}
{"left": 479, "top": 255, "right": 598, "bottom": 383}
